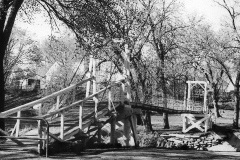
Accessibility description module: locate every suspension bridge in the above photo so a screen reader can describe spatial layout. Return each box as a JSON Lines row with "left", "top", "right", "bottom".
{"left": 0, "top": 55, "right": 212, "bottom": 157}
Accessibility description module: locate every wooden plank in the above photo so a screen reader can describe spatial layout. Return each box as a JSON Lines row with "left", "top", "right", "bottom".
{"left": 0, "top": 128, "right": 24, "bottom": 146}
{"left": 48, "top": 132, "right": 65, "bottom": 142}
{"left": 10, "top": 123, "right": 17, "bottom": 136}
{"left": 63, "top": 106, "right": 110, "bottom": 140}
{"left": 0, "top": 136, "right": 46, "bottom": 141}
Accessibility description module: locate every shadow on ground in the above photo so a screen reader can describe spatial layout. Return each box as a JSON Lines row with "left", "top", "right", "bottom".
{"left": 53, "top": 148, "right": 240, "bottom": 160}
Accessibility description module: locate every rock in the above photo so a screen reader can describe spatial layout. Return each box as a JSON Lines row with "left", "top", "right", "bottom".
{"left": 208, "top": 142, "right": 237, "bottom": 152}
{"left": 165, "top": 141, "right": 171, "bottom": 148}
{"left": 117, "top": 137, "right": 127, "bottom": 146}
{"left": 101, "top": 128, "right": 110, "bottom": 137}
{"left": 160, "top": 140, "right": 167, "bottom": 148}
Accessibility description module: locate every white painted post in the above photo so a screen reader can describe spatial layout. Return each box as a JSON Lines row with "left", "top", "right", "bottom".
{"left": 55, "top": 95, "right": 60, "bottom": 118}
{"left": 184, "top": 83, "right": 187, "bottom": 110}
{"left": 203, "top": 82, "right": 208, "bottom": 113}
{"left": 109, "top": 87, "right": 116, "bottom": 144}
{"left": 15, "top": 111, "right": 21, "bottom": 137}
{"left": 60, "top": 112, "right": 65, "bottom": 140}
{"left": 56, "top": 96, "right": 60, "bottom": 110}
{"left": 92, "top": 57, "right": 98, "bottom": 118}
{"left": 123, "top": 43, "right": 133, "bottom": 146}
{"left": 187, "top": 82, "right": 191, "bottom": 110}
{"left": 204, "top": 115, "right": 209, "bottom": 132}
{"left": 123, "top": 44, "right": 131, "bottom": 102}
{"left": 86, "top": 55, "right": 93, "bottom": 97}
{"left": 79, "top": 103, "right": 83, "bottom": 129}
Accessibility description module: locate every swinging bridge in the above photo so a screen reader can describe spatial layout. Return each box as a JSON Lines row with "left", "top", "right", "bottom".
{"left": 0, "top": 55, "right": 212, "bottom": 157}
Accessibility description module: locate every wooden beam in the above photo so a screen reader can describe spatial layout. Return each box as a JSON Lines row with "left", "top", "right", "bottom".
{"left": 0, "top": 129, "right": 24, "bottom": 146}
{"left": 79, "top": 103, "right": 83, "bottom": 129}
{"left": 129, "top": 115, "right": 138, "bottom": 147}
{"left": 15, "top": 111, "right": 21, "bottom": 137}
{"left": 86, "top": 55, "right": 93, "bottom": 97}
{"left": 60, "top": 112, "right": 65, "bottom": 140}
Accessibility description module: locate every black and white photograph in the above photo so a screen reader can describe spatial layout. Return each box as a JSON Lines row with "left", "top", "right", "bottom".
{"left": 0, "top": 0, "right": 240, "bottom": 159}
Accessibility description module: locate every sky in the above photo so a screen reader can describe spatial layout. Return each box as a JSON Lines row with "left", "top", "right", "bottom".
{"left": 16, "top": 0, "right": 227, "bottom": 41}
{"left": 182, "top": 0, "right": 226, "bottom": 31}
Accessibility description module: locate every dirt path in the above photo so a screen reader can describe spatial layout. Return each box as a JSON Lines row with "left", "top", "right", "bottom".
{"left": 1, "top": 148, "right": 240, "bottom": 160}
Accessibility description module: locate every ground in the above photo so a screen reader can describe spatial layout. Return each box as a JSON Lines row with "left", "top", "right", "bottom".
{"left": 1, "top": 110, "right": 240, "bottom": 159}
{"left": 2, "top": 148, "right": 240, "bottom": 160}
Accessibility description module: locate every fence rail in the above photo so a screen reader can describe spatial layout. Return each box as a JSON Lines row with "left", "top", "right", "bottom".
{"left": 0, "top": 117, "right": 49, "bottom": 157}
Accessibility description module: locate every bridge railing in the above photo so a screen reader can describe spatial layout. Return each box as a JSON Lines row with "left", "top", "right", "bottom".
{"left": 38, "top": 79, "right": 124, "bottom": 137}
{"left": 1, "top": 76, "right": 125, "bottom": 153}
{"left": 0, "top": 77, "right": 94, "bottom": 138}
{"left": 141, "top": 96, "right": 205, "bottom": 112}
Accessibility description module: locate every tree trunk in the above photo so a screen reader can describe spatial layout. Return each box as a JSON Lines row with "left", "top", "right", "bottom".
{"left": 160, "top": 55, "right": 169, "bottom": 129}
{"left": 144, "top": 111, "right": 152, "bottom": 132}
{"left": 212, "top": 88, "right": 221, "bottom": 118}
{"left": 0, "top": 54, "right": 5, "bottom": 130}
{"left": 0, "top": 1, "right": 6, "bottom": 130}
{"left": 0, "top": 0, "right": 24, "bottom": 131}
{"left": 233, "top": 85, "right": 240, "bottom": 128}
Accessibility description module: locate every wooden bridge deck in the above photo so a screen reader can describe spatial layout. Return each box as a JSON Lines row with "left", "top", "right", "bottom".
{"left": 0, "top": 100, "right": 204, "bottom": 155}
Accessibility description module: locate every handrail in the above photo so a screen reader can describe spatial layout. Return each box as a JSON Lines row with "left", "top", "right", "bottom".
{"left": 0, "top": 117, "right": 49, "bottom": 157}
{"left": 0, "top": 77, "right": 94, "bottom": 117}
{"left": 39, "top": 79, "right": 124, "bottom": 119}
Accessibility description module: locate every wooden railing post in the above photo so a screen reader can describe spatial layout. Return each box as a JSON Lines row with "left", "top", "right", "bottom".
{"left": 79, "top": 102, "right": 83, "bottom": 129}
{"left": 92, "top": 57, "right": 98, "bottom": 118}
{"left": 56, "top": 96, "right": 60, "bottom": 110}
{"left": 86, "top": 56, "right": 93, "bottom": 97}
{"left": 108, "top": 88, "right": 112, "bottom": 110}
{"left": 203, "top": 82, "right": 208, "bottom": 113}
{"left": 15, "top": 111, "right": 21, "bottom": 137}
{"left": 187, "top": 82, "right": 191, "bottom": 110}
{"left": 38, "top": 104, "right": 43, "bottom": 155}
{"left": 109, "top": 87, "right": 116, "bottom": 144}
{"left": 60, "top": 111, "right": 65, "bottom": 140}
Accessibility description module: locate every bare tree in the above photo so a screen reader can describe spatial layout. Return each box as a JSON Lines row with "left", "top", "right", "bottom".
{"left": 147, "top": 0, "right": 185, "bottom": 129}
{"left": 214, "top": 0, "right": 240, "bottom": 128}
{"left": 0, "top": 0, "right": 117, "bottom": 130}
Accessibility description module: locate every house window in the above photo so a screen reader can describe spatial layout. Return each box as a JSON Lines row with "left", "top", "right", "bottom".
{"left": 28, "top": 79, "right": 35, "bottom": 85}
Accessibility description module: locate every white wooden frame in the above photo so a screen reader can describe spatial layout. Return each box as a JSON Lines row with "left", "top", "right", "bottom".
{"left": 186, "top": 81, "right": 208, "bottom": 113}
{"left": 181, "top": 114, "right": 212, "bottom": 133}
